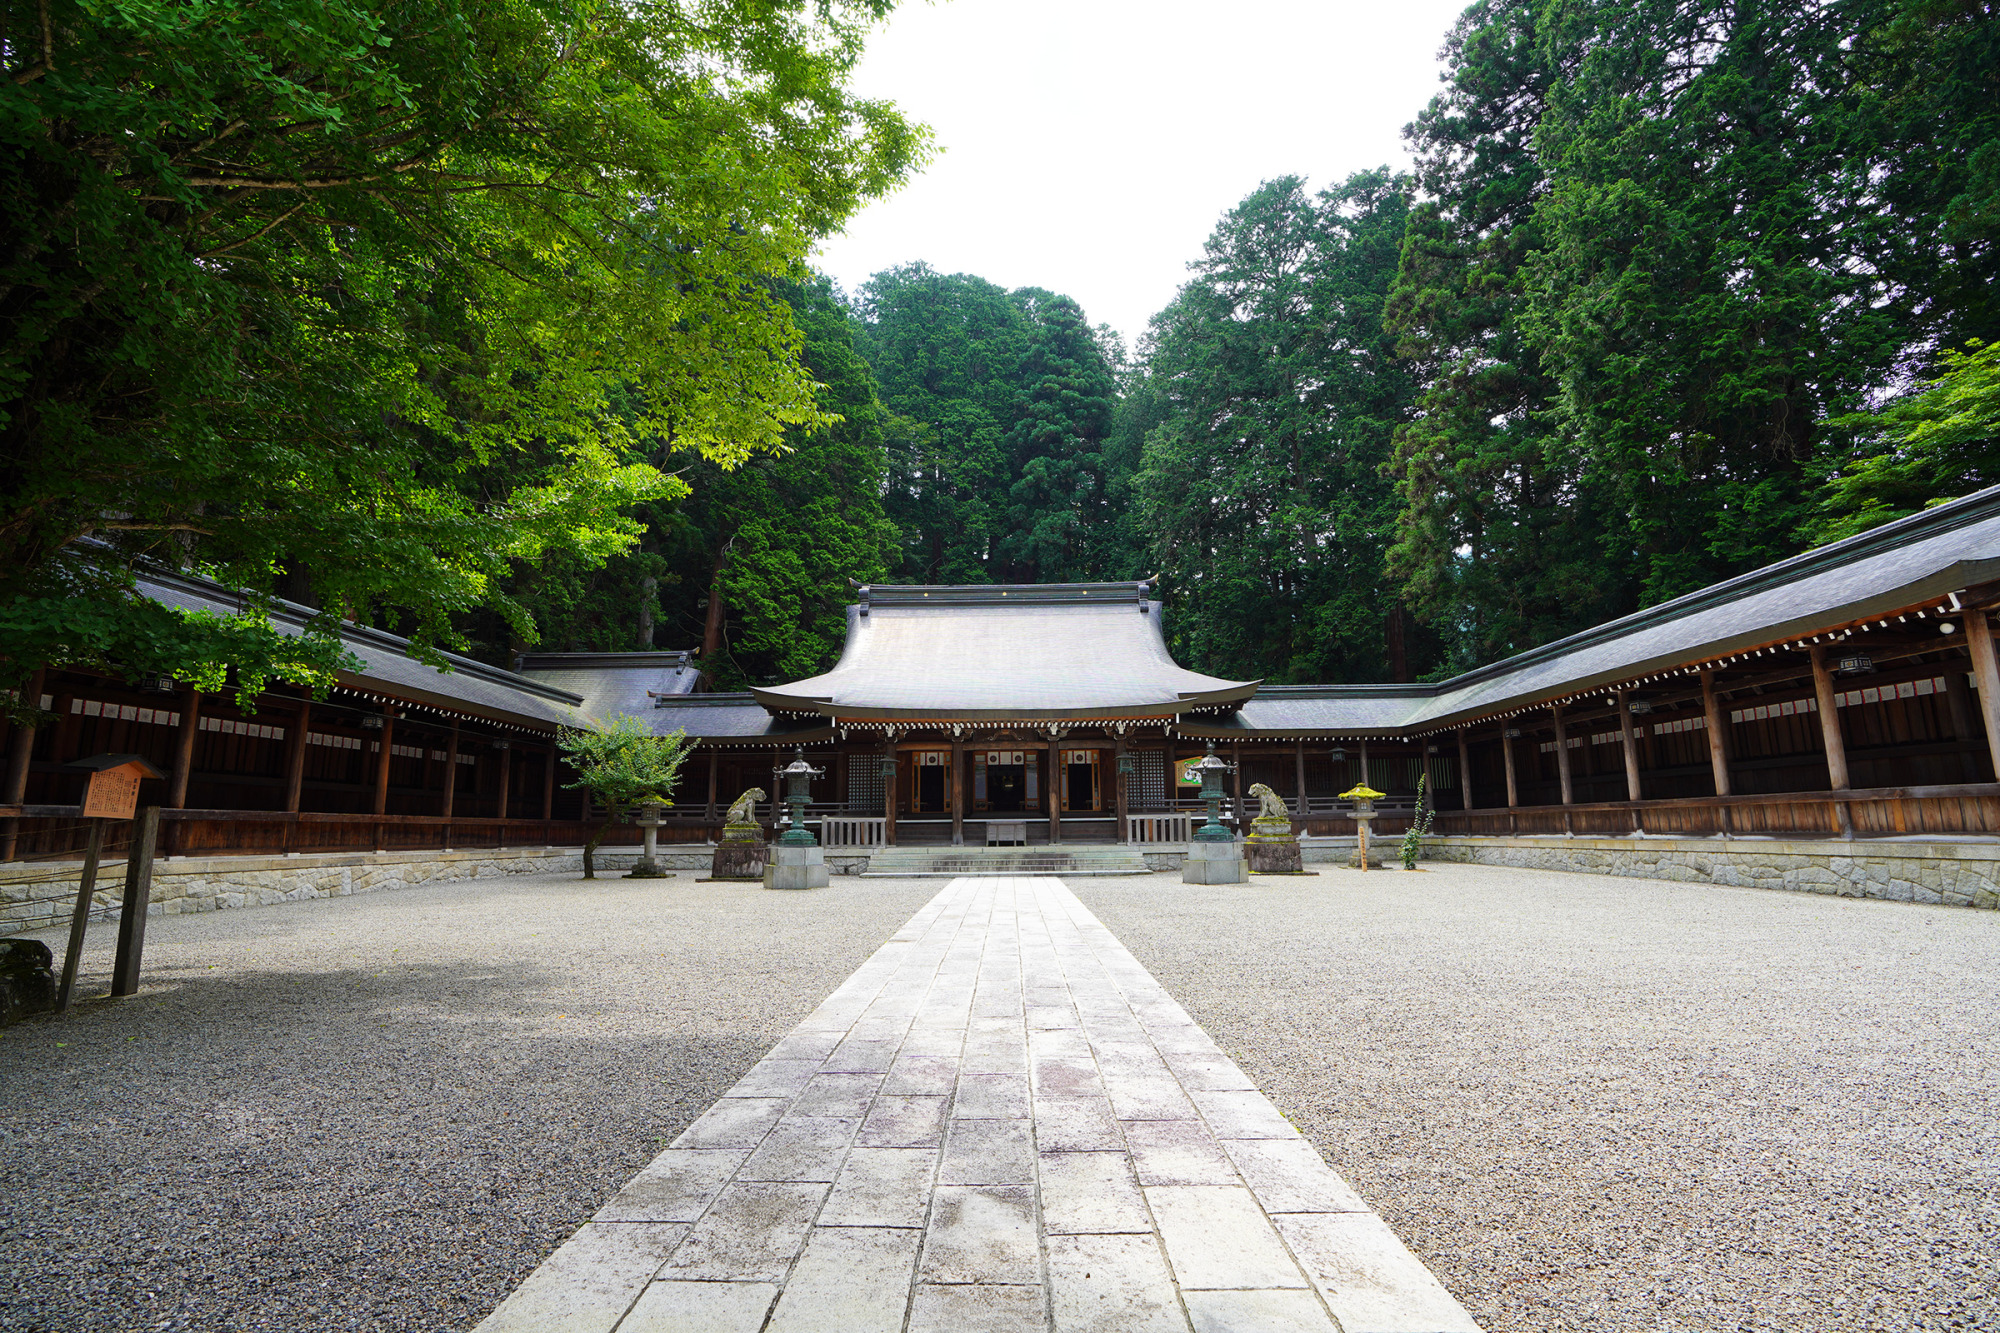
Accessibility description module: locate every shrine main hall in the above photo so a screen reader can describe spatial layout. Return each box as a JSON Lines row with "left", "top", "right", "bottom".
{"left": 7, "top": 485, "right": 2000, "bottom": 904}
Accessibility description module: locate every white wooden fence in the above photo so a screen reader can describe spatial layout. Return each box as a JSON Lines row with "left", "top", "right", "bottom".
{"left": 821, "top": 817, "right": 887, "bottom": 848}
{"left": 1127, "top": 813, "right": 1193, "bottom": 844}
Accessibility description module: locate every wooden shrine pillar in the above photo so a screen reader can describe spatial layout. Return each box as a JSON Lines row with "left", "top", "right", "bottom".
{"left": 1615, "top": 689, "right": 1643, "bottom": 803}
{"left": 372, "top": 707, "right": 398, "bottom": 816}
{"left": 1, "top": 668, "right": 46, "bottom": 862}
{"left": 1457, "top": 730, "right": 1473, "bottom": 810}
{"left": 541, "top": 746, "right": 556, "bottom": 820}
{"left": 441, "top": 722, "right": 460, "bottom": 817}
{"left": 1046, "top": 737, "right": 1061, "bottom": 846}
{"left": 951, "top": 740, "right": 966, "bottom": 847}
{"left": 1942, "top": 662, "right": 1981, "bottom": 779}
{"left": 496, "top": 741, "right": 513, "bottom": 820}
{"left": 1552, "top": 705, "right": 1574, "bottom": 806}
{"left": 1115, "top": 738, "right": 1131, "bottom": 842}
{"left": 1293, "top": 741, "right": 1308, "bottom": 818}
{"left": 1501, "top": 726, "right": 1519, "bottom": 808}
{"left": 1699, "top": 669, "right": 1732, "bottom": 796}
{"left": 1964, "top": 612, "right": 2000, "bottom": 786}
{"left": 1230, "top": 742, "right": 1244, "bottom": 827}
{"left": 167, "top": 686, "right": 201, "bottom": 809}
{"left": 882, "top": 740, "right": 897, "bottom": 845}
{"left": 705, "top": 749, "right": 719, "bottom": 818}
{"left": 282, "top": 700, "right": 312, "bottom": 813}
{"left": 1808, "top": 645, "right": 1854, "bottom": 837}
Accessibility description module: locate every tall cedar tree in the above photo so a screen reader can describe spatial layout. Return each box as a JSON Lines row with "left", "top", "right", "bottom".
{"left": 854, "top": 265, "right": 1130, "bottom": 583}
{"left": 1133, "top": 171, "right": 1425, "bottom": 684}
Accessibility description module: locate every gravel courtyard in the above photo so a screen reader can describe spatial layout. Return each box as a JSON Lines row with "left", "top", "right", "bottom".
{"left": 3, "top": 862, "right": 1997, "bottom": 1332}
{"left": 1074, "top": 864, "right": 2000, "bottom": 1333}
{"left": 0, "top": 871, "right": 939, "bottom": 1333}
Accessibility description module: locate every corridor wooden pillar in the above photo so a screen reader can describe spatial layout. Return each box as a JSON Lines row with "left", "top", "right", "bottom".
{"left": 1230, "top": 742, "right": 1244, "bottom": 827}
{"left": 1457, "top": 730, "right": 1473, "bottom": 810}
{"left": 281, "top": 700, "right": 311, "bottom": 812}
{"left": 441, "top": 722, "right": 460, "bottom": 817}
{"left": 1964, "top": 611, "right": 2000, "bottom": 785}
{"left": 1046, "top": 738, "right": 1061, "bottom": 846}
{"left": 541, "top": 746, "right": 556, "bottom": 820}
{"left": 705, "top": 750, "right": 719, "bottom": 818}
{"left": 1552, "top": 705, "right": 1574, "bottom": 806}
{"left": 167, "top": 686, "right": 201, "bottom": 809}
{"left": 1502, "top": 727, "right": 1519, "bottom": 808}
{"left": 951, "top": 740, "right": 966, "bottom": 847}
{"left": 1, "top": 667, "right": 46, "bottom": 862}
{"left": 372, "top": 708, "right": 398, "bottom": 816}
{"left": 1808, "top": 645, "right": 1853, "bottom": 837}
{"left": 882, "top": 740, "right": 897, "bottom": 845}
{"left": 1615, "top": 689, "right": 1643, "bottom": 802}
{"left": 1699, "top": 669, "right": 1733, "bottom": 796}
{"left": 495, "top": 741, "right": 512, "bottom": 820}
{"left": 1293, "top": 741, "right": 1308, "bottom": 817}
{"left": 1115, "top": 738, "right": 1131, "bottom": 842}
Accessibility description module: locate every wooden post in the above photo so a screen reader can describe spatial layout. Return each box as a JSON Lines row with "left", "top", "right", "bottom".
{"left": 1358, "top": 739, "right": 1370, "bottom": 793}
{"left": 1502, "top": 728, "right": 1519, "bottom": 808}
{"left": 281, "top": 700, "right": 312, "bottom": 813}
{"left": 57, "top": 819, "right": 106, "bottom": 1011}
{"left": 882, "top": 741, "right": 897, "bottom": 845}
{"left": 496, "top": 742, "right": 512, "bottom": 820}
{"left": 1457, "top": 730, "right": 1473, "bottom": 810}
{"left": 951, "top": 740, "right": 966, "bottom": 847}
{"left": 1808, "top": 645, "right": 1854, "bottom": 837}
{"left": 372, "top": 709, "right": 397, "bottom": 817}
{"left": 1616, "top": 689, "right": 1643, "bottom": 803}
{"left": 1942, "top": 663, "right": 1980, "bottom": 779}
{"left": 1, "top": 667, "right": 44, "bottom": 862}
{"left": 441, "top": 721, "right": 460, "bottom": 817}
{"left": 542, "top": 746, "right": 556, "bottom": 820}
{"left": 1964, "top": 613, "right": 2000, "bottom": 785}
{"left": 167, "top": 687, "right": 201, "bottom": 809}
{"left": 1293, "top": 741, "right": 1308, "bottom": 818}
{"left": 1116, "top": 739, "right": 1131, "bottom": 842}
{"left": 1552, "top": 705, "right": 1574, "bottom": 805}
{"left": 1047, "top": 738, "right": 1062, "bottom": 846}
{"left": 111, "top": 805, "right": 160, "bottom": 996}
{"left": 1699, "top": 669, "right": 1732, "bottom": 796}
{"left": 706, "top": 749, "right": 719, "bottom": 818}
{"left": 1230, "top": 742, "right": 1244, "bottom": 828}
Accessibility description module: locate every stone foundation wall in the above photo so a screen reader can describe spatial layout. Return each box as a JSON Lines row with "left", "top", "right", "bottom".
{"left": 1421, "top": 835, "right": 2000, "bottom": 909}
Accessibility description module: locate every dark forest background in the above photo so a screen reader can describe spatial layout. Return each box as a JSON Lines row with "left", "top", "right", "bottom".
{"left": 490, "top": 0, "right": 2000, "bottom": 690}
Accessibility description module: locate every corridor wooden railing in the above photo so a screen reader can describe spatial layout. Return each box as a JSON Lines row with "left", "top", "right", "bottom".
{"left": 822, "top": 817, "right": 887, "bottom": 848}
{"left": 0, "top": 807, "right": 651, "bottom": 861}
{"left": 1426, "top": 783, "right": 2000, "bottom": 839}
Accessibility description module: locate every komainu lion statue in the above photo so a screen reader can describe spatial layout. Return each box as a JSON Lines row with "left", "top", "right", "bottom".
{"left": 725, "top": 787, "right": 766, "bottom": 825}
{"left": 1248, "top": 782, "right": 1290, "bottom": 819}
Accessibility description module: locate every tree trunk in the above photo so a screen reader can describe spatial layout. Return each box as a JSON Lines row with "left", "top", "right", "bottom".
{"left": 702, "top": 554, "right": 729, "bottom": 664}
{"left": 639, "top": 576, "right": 657, "bottom": 650}
{"left": 1385, "top": 605, "right": 1409, "bottom": 683}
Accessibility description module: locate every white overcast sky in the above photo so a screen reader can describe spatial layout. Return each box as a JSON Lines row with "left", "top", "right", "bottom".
{"left": 812, "top": 0, "right": 1474, "bottom": 349}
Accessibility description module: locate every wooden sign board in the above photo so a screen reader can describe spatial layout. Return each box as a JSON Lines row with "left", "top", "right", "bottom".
{"left": 81, "top": 763, "right": 148, "bottom": 820}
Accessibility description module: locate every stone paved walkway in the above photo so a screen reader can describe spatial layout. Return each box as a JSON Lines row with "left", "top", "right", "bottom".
{"left": 475, "top": 878, "right": 1479, "bottom": 1333}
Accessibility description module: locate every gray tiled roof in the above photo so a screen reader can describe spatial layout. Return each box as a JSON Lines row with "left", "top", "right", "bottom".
{"left": 516, "top": 651, "right": 701, "bottom": 724}
{"left": 137, "top": 570, "right": 585, "bottom": 730}
{"left": 648, "top": 695, "right": 834, "bottom": 743}
{"left": 751, "top": 583, "right": 1259, "bottom": 720}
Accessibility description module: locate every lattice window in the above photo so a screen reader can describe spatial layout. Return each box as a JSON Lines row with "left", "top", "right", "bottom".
{"left": 1134, "top": 749, "right": 1166, "bottom": 808}
{"left": 847, "top": 753, "right": 884, "bottom": 812}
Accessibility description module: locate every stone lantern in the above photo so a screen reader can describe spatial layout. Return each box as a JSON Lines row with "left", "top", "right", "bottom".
{"left": 765, "top": 746, "right": 830, "bottom": 890}
{"left": 1183, "top": 741, "right": 1247, "bottom": 884}
{"left": 626, "top": 799, "right": 670, "bottom": 879}
{"left": 1340, "top": 782, "right": 1386, "bottom": 871}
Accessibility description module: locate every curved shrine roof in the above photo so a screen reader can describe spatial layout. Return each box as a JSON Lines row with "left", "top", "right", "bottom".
{"left": 750, "top": 582, "right": 1259, "bottom": 721}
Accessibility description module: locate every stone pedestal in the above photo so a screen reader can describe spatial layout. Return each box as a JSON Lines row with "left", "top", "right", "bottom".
{"left": 764, "top": 843, "right": 829, "bottom": 890}
{"left": 1182, "top": 837, "right": 1247, "bottom": 884}
{"left": 1245, "top": 815, "right": 1303, "bottom": 874}
{"left": 626, "top": 817, "right": 670, "bottom": 878}
{"left": 711, "top": 822, "right": 767, "bottom": 881}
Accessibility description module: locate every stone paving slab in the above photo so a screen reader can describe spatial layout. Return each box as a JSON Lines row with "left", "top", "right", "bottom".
{"left": 475, "top": 878, "right": 1481, "bottom": 1333}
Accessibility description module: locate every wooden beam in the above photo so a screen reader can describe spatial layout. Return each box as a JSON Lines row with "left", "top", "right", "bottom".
{"left": 1116, "top": 738, "right": 1131, "bottom": 841}
{"left": 1294, "top": 740, "right": 1308, "bottom": 817}
{"left": 1457, "top": 730, "right": 1473, "bottom": 811}
{"left": 496, "top": 742, "right": 512, "bottom": 820}
{"left": 951, "top": 740, "right": 965, "bottom": 847}
{"left": 111, "top": 804, "right": 160, "bottom": 997}
{"left": 1964, "top": 612, "right": 2000, "bottom": 783}
{"left": 282, "top": 700, "right": 312, "bottom": 813}
{"left": 882, "top": 741, "right": 897, "bottom": 845}
{"left": 541, "top": 746, "right": 555, "bottom": 821}
{"left": 1699, "top": 668, "right": 1732, "bottom": 796}
{"left": 1502, "top": 728, "right": 1519, "bottom": 808}
{"left": 1615, "top": 689, "right": 1643, "bottom": 802}
{"left": 1047, "top": 738, "right": 1062, "bottom": 846}
{"left": 167, "top": 686, "right": 201, "bottom": 809}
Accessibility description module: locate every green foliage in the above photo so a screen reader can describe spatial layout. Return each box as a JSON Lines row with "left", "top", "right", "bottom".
{"left": 854, "top": 265, "right": 1131, "bottom": 583}
{"left": 0, "top": 0, "right": 924, "bottom": 691}
{"left": 1131, "top": 171, "right": 1425, "bottom": 684}
{"left": 560, "top": 714, "right": 693, "bottom": 814}
{"left": 1809, "top": 341, "right": 2000, "bottom": 542}
{"left": 1400, "top": 773, "right": 1435, "bottom": 870}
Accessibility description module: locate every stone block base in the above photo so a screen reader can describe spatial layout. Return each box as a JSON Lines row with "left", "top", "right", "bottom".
{"left": 1184, "top": 839, "right": 1247, "bottom": 885}
{"left": 1246, "top": 837, "right": 1302, "bottom": 874}
{"left": 710, "top": 842, "right": 769, "bottom": 882}
{"left": 764, "top": 845, "right": 829, "bottom": 890}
